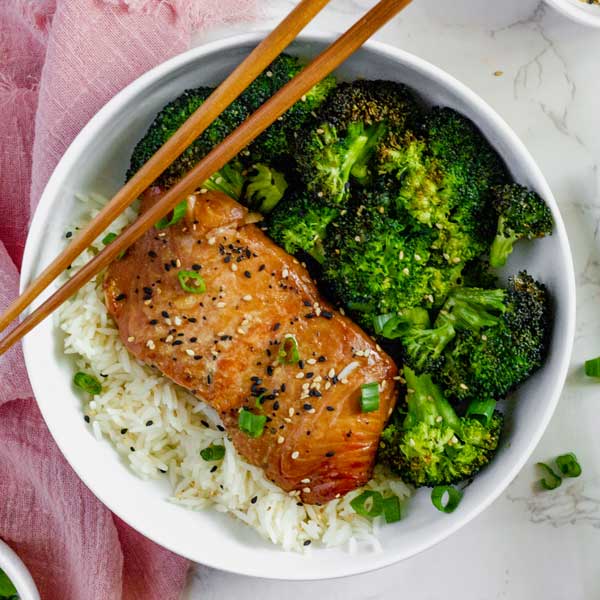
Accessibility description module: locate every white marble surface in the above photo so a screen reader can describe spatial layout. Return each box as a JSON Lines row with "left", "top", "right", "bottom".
{"left": 185, "top": 1, "right": 600, "bottom": 597}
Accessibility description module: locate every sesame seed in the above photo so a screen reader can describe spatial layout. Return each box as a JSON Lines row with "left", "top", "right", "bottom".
{"left": 217, "top": 302, "right": 226, "bottom": 308}
{"left": 174, "top": 316, "right": 183, "bottom": 326}
{"left": 288, "top": 407, "right": 295, "bottom": 417}
{"left": 185, "top": 349, "right": 195, "bottom": 356}
{"left": 402, "top": 267, "right": 410, "bottom": 276}
{"left": 301, "top": 478, "right": 311, "bottom": 483}
{"left": 282, "top": 268, "right": 289, "bottom": 278}
{"left": 302, "top": 487, "right": 311, "bottom": 494}
{"left": 165, "top": 335, "right": 174, "bottom": 343}
{"left": 307, "top": 358, "right": 316, "bottom": 365}
{"left": 459, "top": 383, "right": 469, "bottom": 390}
{"left": 208, "top": 237, "right": 216, "bottom": 245}
{"left": 341, "top": 378, "right": 349, "bottom": 384}
{"left": 266, "top": 70, "right": 273, "bottom": 77}
{"left": 291, "top": 451, "right": 299, "bottom": 460}
{"left": 242, "top": 294, "right": 252, "bottom": 301}
{"left": 146, "top": 340, "right": 156, "bottom": 350}
{"left": 231, "top": 263, "right": 238, "bottom": 272}
{"left": 277, "top": 436, "right": 285, "bottom": 444}
{"left": 127, "top": 336, "right": 135, "bottom": 342}
{"left": 295, "top": 372, "right": 305, "bottom": 379}
{"left": 328, "top": 368, "right": 335, "bottom": 378}
{"left": 399, "top": 251, "right": 404, "bottom": 260}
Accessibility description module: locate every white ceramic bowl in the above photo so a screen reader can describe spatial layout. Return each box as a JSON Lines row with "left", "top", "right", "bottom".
{"left": 545, "top": 0, "right": 600, "bottom": 27}
{"left": 0, "top": 540, "right": 40, "bottom": 600}
{"left": 21, "top": 32, "right": 576, "bottom": 580}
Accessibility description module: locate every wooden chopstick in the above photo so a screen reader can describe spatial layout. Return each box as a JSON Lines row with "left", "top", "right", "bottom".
{"left": 0, "top": 0, "right": 413, "bottom": 356}
{"left": 0, "top": 0, "right": 331, "bottom": 336}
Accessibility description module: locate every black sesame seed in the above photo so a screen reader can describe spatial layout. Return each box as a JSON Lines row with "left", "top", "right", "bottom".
{"left": 115, "top": 293, "right": 127, "bottom": 301}
{"left": 321, "top": 310, "right": 333, "bottom": 319}
{"left": 244, "top": 271, "right": 252, "bottom": 278}
{"left": 164, "top": 263, "right": 171, "bottom": 271}
{"left": 266, "top": 365, "right": 274, "bottom": 376}
{"left": 207, "top": 374, "right": 213, "bottom": 384}
{"left": 317, "top": 356, "right": 326, "bottom": 362}
{"left": 251, "top": 496, "right": 258, "bottom": 504}
{"left": 161, "top": 310, "right": 170, "bottom": 318}
{"left": 172, "top": 340, "right": 183, "bottom": 346}
{"left": 298, "top": 360, "right": 304, "bottom": 369}
{"left": 309, "top": 389, "right": 322, "bottom": 397}
{"left": 149, "top": 319, "right": 158, "bottom": 325}
{"left": 84, "top": 415, "right": 90, "bottom": 423}
{"left": 251, "top": 376, "right": 261, "bottom": 383}
{"left": 305, "top": 372, "right": 314, "bottom": 379}
{"left": 303, "top": 540, "right": 311, "bottom": 546}
{"left": 326, "top": 406, "right": 335, "bottom": 411}
{"left": 148, "top": 250, "right": 157, "bottom": 258}
{"left": 201, "top": 420, "right": 210, "bottom": 428}
{"left": 217, "top": 425, "right": 225, "bottom": 432}
{"left": 192, "top": 263, "right": 201, "bottom": 271}
{"left": 325, "top": 451, "right": 335, "bottom": 457}
{"left": 272, "top": 322, "right": 281, "bottom": 331}
{"left": 210, "top": 465, "right": 218, "bottom": 473}
{"left": 65, "top": 231, "right": 73, "bottom": 238}
{"left": 130, "top": 447, "right": 136, "bottom": 452}
{"left": 120, "top": 428, "right": 128, "bottom": 435}
{"left": 303, "top": 300, "right": 312, "bottom": 307}
{"left": 303, "top": 403, "right": 313, "bottom": 411}
{"left": 146, "top": 420, "right": 153, "bottom": 426}
{"left": 273, "top": 400, "right": 280, "bottom": 411}
{"left": 188, "top": 317, "right": 197, "bottom": 323}
{"left": 280, "top": 383, "right": 286, "bottom": 392}
{"left": 194, "top": 355, "right": 202, "bottom": 360}
{"left": 159, "top": 468, "right": 167, "bottom": 473}
{"left": 305, "top": 313, "right": 315, "bottom": 319}
{"left": 224, "top": 255, "right": 231, "bottom": 263}
{"left": 189, "top": 337, "right": 198, "bottom": 343}
{"left": 264, "top": 393, "right": 276, "bottom": 401}
{"left": 258, "top": 264, "right": 266, "bottom": 271}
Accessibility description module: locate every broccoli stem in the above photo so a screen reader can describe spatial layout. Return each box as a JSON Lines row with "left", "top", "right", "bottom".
{"left": 489, "top": 229, "right": 518, "bottom": 268}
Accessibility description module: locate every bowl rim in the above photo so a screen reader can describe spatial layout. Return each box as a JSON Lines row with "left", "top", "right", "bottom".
{"left": 0, "top": 539, "right": 40, "bottom": 600}
{"left": 21, "top": 30, "right": 576, "bottom": 580}
{"left": 544, "top": 0, "right": 600, "bottom": 27}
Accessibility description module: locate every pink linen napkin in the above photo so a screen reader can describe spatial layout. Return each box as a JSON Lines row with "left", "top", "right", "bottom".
{"left": 0, "top": 0, "right": 255, "bottom": 597}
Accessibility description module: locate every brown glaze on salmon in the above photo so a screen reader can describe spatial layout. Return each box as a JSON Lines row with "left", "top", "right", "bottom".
{"left": 104, "top": 188, "right": 398, "bottom": 504}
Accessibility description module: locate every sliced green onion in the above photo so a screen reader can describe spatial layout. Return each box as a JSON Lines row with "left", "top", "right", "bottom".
{"left": 466, "top": 399, "right": 496, "bottom": 426}
{"left": 278, "top": 334, "right": 300, "bottom": 365}
{"left": 238, "top": 409, "right": 267, "bottom": 438}
{"left": 200, "top": 444, "right": 225, "bottom": 461}
{"left": 155, "top": 199, "right": 187, "bottom": 229}
{"left": 177, "top": 270, "right": 206, "bottom": 294}
{"left": 102, "top": 232, "right": 117, "bottom": 245}
{"left": 382, "top": 495, "right": 402, "bottom": 523}
{"left": 555, "top": 452, "right": 582, "bottom": 478}
{"left": 73, "top": 372, "right": 102, "bottom": 395}
{"left": 431, "top": 485, "right": 463, "bottom": 513}
{"left": 537, "top": 462, "right": 562, "bottom": 490}
{"left": 350, "top": 491, "right": 384, "bottom": 518}
{"left": 360, "top": 382, "right": 380, "bottom": 413}
{"left": 585, "top": 357, "right": 600, "bottom": 377}
{"left": 0, "top": 568, "right": 18, "bottom": 596}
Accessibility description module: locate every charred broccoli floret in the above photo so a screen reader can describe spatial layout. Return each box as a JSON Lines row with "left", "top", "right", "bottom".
{"left": 241, "top": 55, "right": 337, "bottom": 165}
{"left": 489, "top": 183, "right": 553, "bottom": 268}
{"left": 127, "top": 86, "right": 248, "bottom": 196}
{"left": 438, "top": 272, "right": 552, "bottom": 404}
{"left": 295, "top": 80, "right": 421, "bottom": 205}
{"left": 378, "top": 366, "right": 503, "bottom": 487}
{"left": 266, "top": 191, "right": 338, "bottom": 263}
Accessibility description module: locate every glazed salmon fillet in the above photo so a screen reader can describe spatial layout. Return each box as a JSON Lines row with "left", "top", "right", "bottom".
{"left": 104, "top": 188, "right": 398, "bottom": 504}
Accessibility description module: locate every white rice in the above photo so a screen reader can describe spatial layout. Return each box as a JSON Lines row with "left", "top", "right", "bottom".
{"left": 58, "top": 194, "right": 412, "bottom": 552}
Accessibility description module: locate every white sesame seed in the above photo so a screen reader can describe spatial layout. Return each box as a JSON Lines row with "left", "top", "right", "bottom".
{"left": 174, "top": 316, "right": 183, "bottom": 326}
{"left": 144, "top": 299, "right": 152, "bottom": 306}
{"left": 435, "top": 415, "right": 443, "bottom": 423}
{"left": 325, "top": 382, "right": 332, "bottom": 390}
{"left": 414, "top": 254, "right": 421, "bottom": 261}
{"left": 165, "top": 335, "right": 174, "bottom": 343}
{"left": 409, "top": 438, "right": 416, "bottom": 447}
{"left": 339, "top": 307, "right": 345, "bottom": 315}
{"left": 402, "top": 267, "right": 410, "bottom": 276}
{"left": 459, "top": 383, "right": 469, "bottom": 390}
{"left": 146, "top": 340, "right": 156, "bottom": 350}
{"left": 302, "top": 487, "right": 311, "bottom": 494}
{"left": 199, "top": 188, "right": 208, "bottom": 194}
{"left": 207, "top": 237, "right": 216, "bottom": 245}
{"left": 335, "top": 493, "right": 340, "bottom": 499}
{"left": 242, "top": 294, "right": 252, "bottom": 302}
{"left": 354, "top": 235, "right": 361, "bottom": 242}
{"left": 341, "top": 378, "right": 349, "bottom": 385}
{"left": 175, "top": 259, "right": 181, "bottom": 268}
{"left": 307, "top": 358, "right": 317, "bottom": 365}
{"left": 291, "top": 451, "right": 300, "bottom": 460}
{"left": 308, "top": 408, "right": 316, "bottom": 414}
{"left": 364, "top": 348, "right": 371, "bottom": 357}
{"left": 266, "top": 70, "right": 273, "bottom": 77}
{"left": 237, "top": 328, "right": 246, "bottom": 335}
{"left": 317, "top": 191, "right": 324, "bottom": 198}
{"left": 481, "top": 334, "right": 488, "bottom": 341}
{"left": 301, "top": 478, "right": 311, "bottom": 484}
{"left": 295, "top": 372, "right": 305, "bottom": 379}
{"left": 217, "top": 302, "right": 226, "bottom": 308}
{"left": 302, "top": 383, "right": 310, "bottom": 390}
{"left": 127, "top": 336, "right": 135, "bottom": 342}
{"left": 317, "top": 128, "right": 324, "bottom": 134}
{"left": 231, "top": 263, "right": 238, "bottom": 271}
{"left": 399, "top": 250, "right": 404, "bottom": 260}
{"left": 313, "top": 375, "right": 322, "bottom": 383}
{"left": 288, "top": 407, "right": 295, "bottom": 417}
{"left": 277, "top": 436, "right": 285, "bottom": 444}
{"left": 282, "top": 268, "right": 289, "bottom": 278}
{"left": 165, "top": 318, "right": 172, "bottom": 326}
{"left": 328, "top": 368, "right": 335, "bottom": 378}
{"left": 185, "top": 349, "right": 195, "bottom": 356}
{"left": 452, "top": 257, "right": 461, "bottom": 264}
{"left": 284, "top": 417, "right": 292, "bottom": 423}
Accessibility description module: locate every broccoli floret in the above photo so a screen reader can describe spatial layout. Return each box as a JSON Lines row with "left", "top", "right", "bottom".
{"left": 378, "top": 366, "right": 503, "bottom": 487}
{"left": 244, "top": 164, "right": 288, "bottom": 213}
{"left": 423, "top": 107, "right": 509, "bottom": 258}
{"left": 436, "top": 287, "right": 506, "bottom": 331}
{"left": 266, "top": 191, "right": 338, "bottom": 263}
{"left": 373, "top": 307, "right": 431, "bottom": 339}
{"left": 400, "top": 321, "right": 456, "bottom": 373}
{"left": 127, "top": 86, "right": 248, "bottom": 196}
{"left": 439, "top": 272, "right": 551, "bottom": 404}
{"left": 489, "top": 183, "right": 553, "bottom": 268}
{"left": 242, "top": 55, "right": 337, "bottom": 165}
{"left": 295, "top": 80, "right": 421, "bottom": 205}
